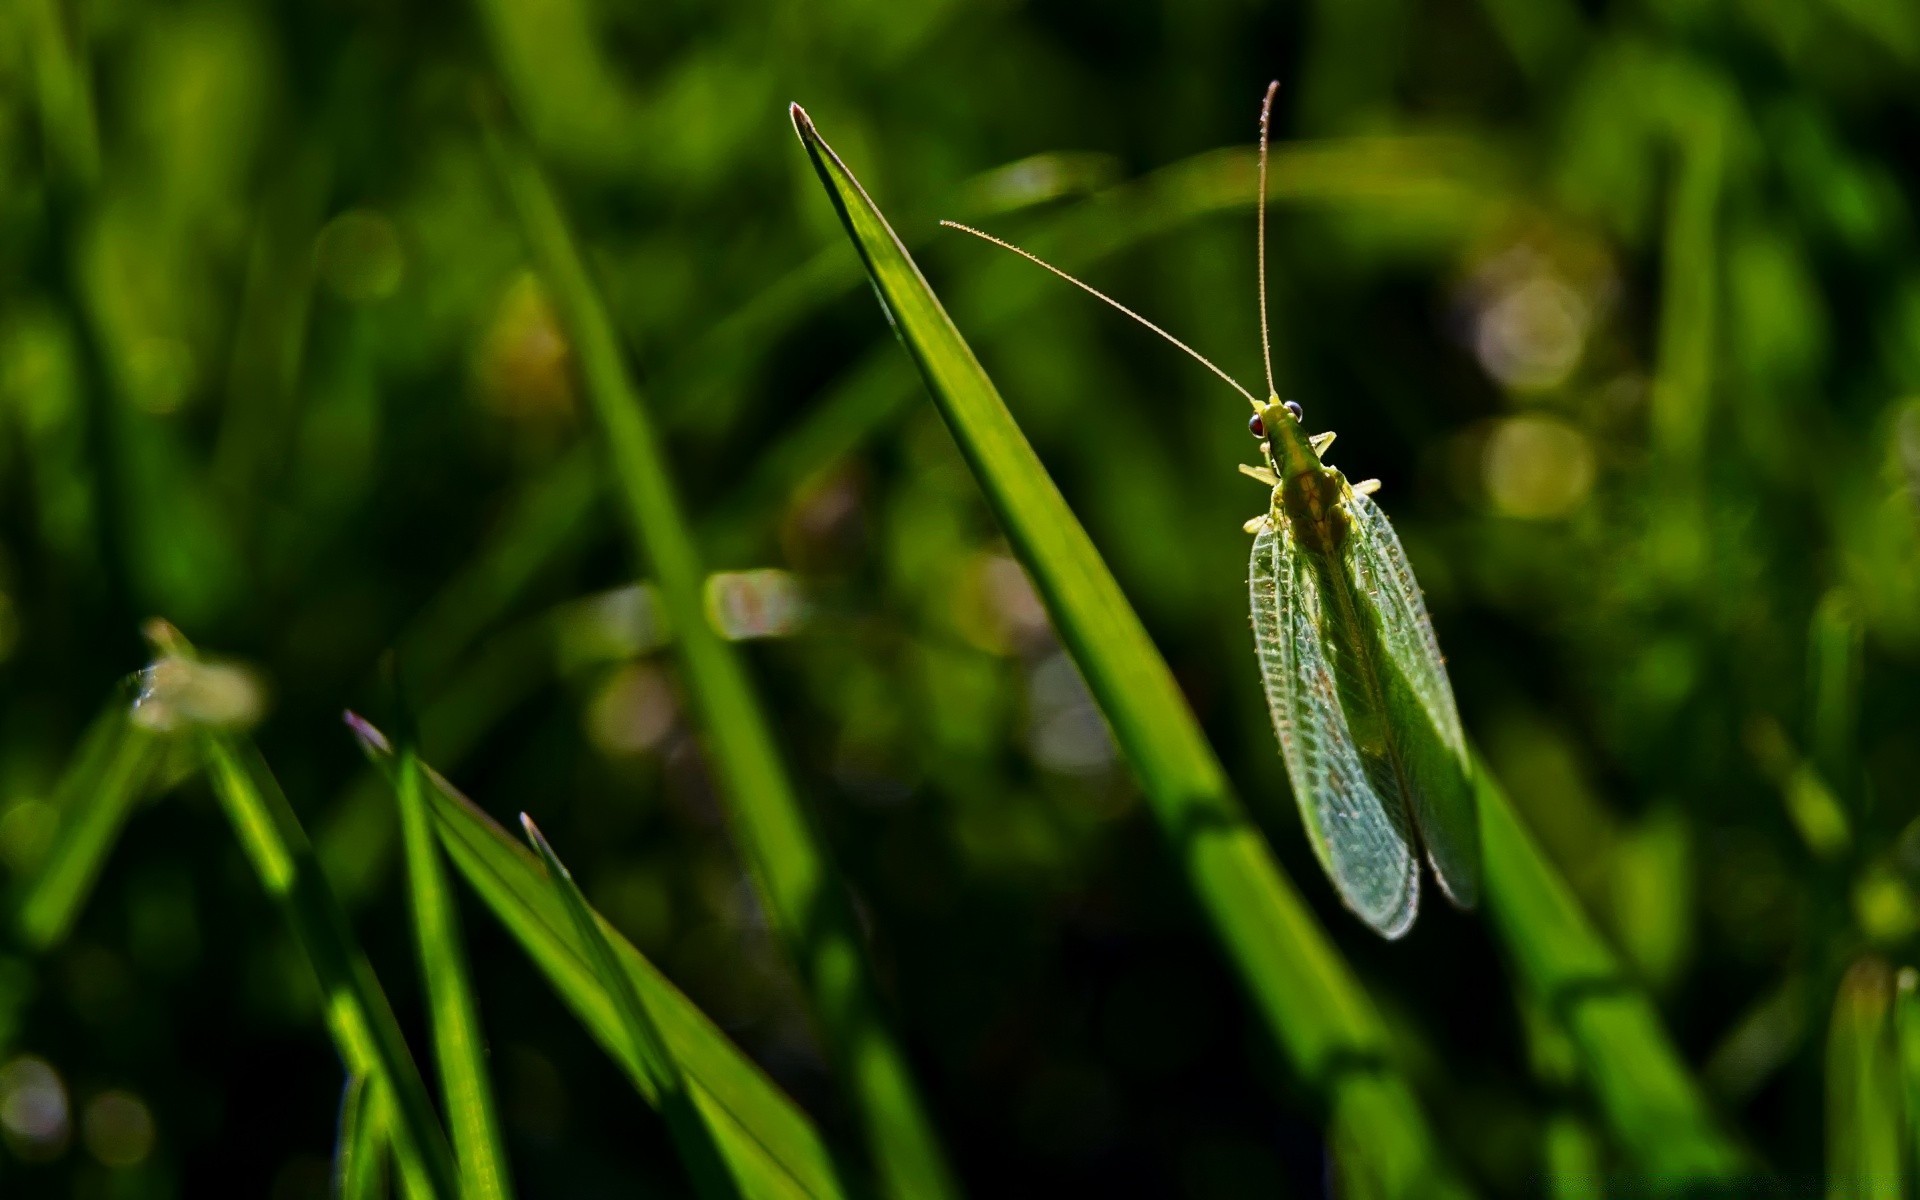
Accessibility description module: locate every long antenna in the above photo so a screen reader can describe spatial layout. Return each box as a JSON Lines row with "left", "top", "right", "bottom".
{"left": 1257, "top": 80, "right": 1280, "bottom": 401}
{"left": 940, "top": 220, "right": 1260, "bottom": 409}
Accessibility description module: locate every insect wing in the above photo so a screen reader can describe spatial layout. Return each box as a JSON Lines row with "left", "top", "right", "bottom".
{"left": 1251, "top": 518, "right": 1418, "bottom": 937}
{"left": 1344, "top": 491, "right": 1479, "bottom": 906}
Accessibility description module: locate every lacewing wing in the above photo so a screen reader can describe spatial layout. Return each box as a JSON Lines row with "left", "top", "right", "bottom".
{"left": 1246, "top": 400, "right": 1477, "bottom": 937}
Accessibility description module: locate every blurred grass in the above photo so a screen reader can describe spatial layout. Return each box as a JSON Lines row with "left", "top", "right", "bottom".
{"left": 523, "top": 813, "right": 739, "bottom": 1199}
{"left": 1826, "top": 959, "right": 1905, "bottom": 1198}
{"left": 791, "top": 102, "right": 1466, "bottom": 1197}
{"left": 1475, "top": 762, "right": 1742, "bottom": 1180}
{"left": 487, "top": 116, "right": 956, "bottom": 1200}
{"left": 12, "top": 697, "right": 161, "bottom": 948}
{"left": 332, "top": 1074, "right": 389, "bottom": 1200}
{"left": 375, "top": 728, "right": 854, "bottom": 1200}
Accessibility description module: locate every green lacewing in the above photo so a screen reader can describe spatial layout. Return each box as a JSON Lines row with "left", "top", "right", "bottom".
{"left": 944, "top": 82, "right": 1478, "bottom": 937}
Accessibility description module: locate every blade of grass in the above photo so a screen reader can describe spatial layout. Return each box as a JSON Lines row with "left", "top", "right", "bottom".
{"left": 1894, "top": 970, "right": 1920, "bottom": 1175}
{"left": 393, "top": 743, "right": 515, "bottom": 1200}
{"left": 1827, "top": 958, "right": 1905, "bottom": 1199}
{"left": 521, "top": 814, "right": 740, "bottom": 1199}
{"left": 1475, "top": 761, "right": 1743, "bottom": 1178}
{"left": 196, "top": 729, "right": 457, "bottom": 1198}
{"left": 348, "top": 714, "right": 853, "bottom": 1200}
{"left": 789, "top": 102, "right": 1465, "bottom": 1197}
{"left": 14, "top": 698, "right": 163, "bottom": 948}
{"left": 334, "top": 1074, "right": 390, "bottom": 1200}
{"left": 484, "top": 116, "right": 956, "bottom": 1200}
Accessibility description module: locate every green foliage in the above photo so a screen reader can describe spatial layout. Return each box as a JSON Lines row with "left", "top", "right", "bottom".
{"left": 199, "top": 732, "right": 458, "bottom": 1197}
{"left": 4, "top": 0, "right": 1920, "bottom": 1193}
{"left": 487, "top": 120, "right": 955, "bottom": 1200}
{"left": 390, "top": 729, "right": 854, "bottom": 1200}
{"left": 391, "top": 745, "right": 514, "bottom": 1200}
{"left": 521, "top": 813, "right": 740, "bottom": 1199}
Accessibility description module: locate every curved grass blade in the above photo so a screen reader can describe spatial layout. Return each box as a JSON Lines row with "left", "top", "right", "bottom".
{"left": 485, "top": 116, "right": 955, "bottom": 1200}
{"left": 790, "top": 102, "right": 1466, "bottom": 1197}
{"left": 393, "top": 745, "right": 515, "bottom": 1200}
{"left": 347, "top": 715, "right": 853, "bottom": 1200}
{"left": 521, "top": 815, "right": 739, "bottom": 1200}
{"left": 1474, "top": 759, "right": 1743, "bottom": 1180}
{"left": 197, "top": 731, "right": 458, "bottom": 1199}
{"left": 14, "top": 700, "right": 163, "bottom": 948}
{"left": 334, "top": 1074, "right": 390, "bottom": 1200}
{"left": 1827, "top": 959, "right": 1905, "bottom": 1199}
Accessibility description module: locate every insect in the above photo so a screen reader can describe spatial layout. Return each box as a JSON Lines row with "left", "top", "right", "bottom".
{"left": 943, "top": 82, "right": 1478, "bottom": 937}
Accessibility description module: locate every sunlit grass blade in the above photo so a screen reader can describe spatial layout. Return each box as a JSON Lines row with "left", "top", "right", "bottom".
{"left": 521, "top": 814, "right": 740, "bottom": 1199}
{"left": 348, "top": 715, "right": 853, "bottom": 1200}
{"left": 1828, "top": 958, "right": 1905, "bottom": 1199}
{"left": 191, "top": 724, "right": 457, "bottom": 1198}
{"left": 14, "top": 697, "right": 163, "bottom": 948}
{"left": 334, "top": 1074, "right": 390, "bottom": 1200}
{"left": 789, "top": 103, "right": 1466, "bottom": 1195}
{"left": 484, "top": 116, "right": 956, "bottom": 1200}
{"left": 391, "top": 741, "right": 515, "bottom": 1200}
{"left": 1474, "top": 760, "right": 1743, "bottom": 1180}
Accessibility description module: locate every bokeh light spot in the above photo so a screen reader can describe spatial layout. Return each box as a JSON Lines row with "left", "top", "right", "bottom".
{"left": 83, "top": 1089, "right": 155, "bottom": 1167}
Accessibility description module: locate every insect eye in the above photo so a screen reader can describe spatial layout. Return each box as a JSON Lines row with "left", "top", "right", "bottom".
{"left": 1248, "top": 413, "right": 1265, "bottom": 438}
{"left": 1284, "top": 400, "right": 1304, "bottom": 422}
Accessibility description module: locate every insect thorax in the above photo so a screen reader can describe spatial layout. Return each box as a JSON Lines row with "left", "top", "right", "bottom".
{"left": 1277, "top": 467, "right": 1351, "bottom": 557}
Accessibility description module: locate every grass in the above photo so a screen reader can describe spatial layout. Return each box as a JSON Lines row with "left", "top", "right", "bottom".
{"left": 197, "top": 730, "right": 458, "bottom": 1197}
{"left": 522, "top": 812, "right": 740, "bottom": 1199}
{"left": 485, "top": 115, "right": 957, "bottom": 1200}
{"left": 390, "top": 738, "right": 515, "bottom": 1199}
{"left": 345, "top": 714, "right": 856, "bottom": 1199}
{"left": 13, "top": 697, "right": 162, "bottom": 948}
{"left": 7, "top": 3, "right": 1918, "bottom": 1189}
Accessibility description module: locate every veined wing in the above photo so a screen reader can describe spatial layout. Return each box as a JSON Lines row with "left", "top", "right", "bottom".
{"left": 1343, "top": 490, "right": 1479, "bottom": 906}
{"left": 1251, "top": 517, "right": 1418, "bottom": 938}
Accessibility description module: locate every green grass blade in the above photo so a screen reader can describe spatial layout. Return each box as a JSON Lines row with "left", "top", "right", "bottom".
{"left": 1474, "top": 758, "right": 1743, "bottom": 1180}
{"left": 1828, "top": 958, "right": 1906, "bottom": 1200}
{"left": 789, "top": 104, "right": 1465, "bottom": 1196}
{"left": 394, "top": 747, "right": 515, "bottom": 1200}
{"left": 521, "top": 814, "right": 740, "bottom": 1200}
{"left": 346, "top": 717, "right": 851, "bottom": 1200}
{"left": 334, "top": 1074, "right": 390, "bottom": 1200}
{"left": 485, "top": 118, "right": 955, "bottom": 1200}
{"left": 1894, "top": 970, "right": 1920, "bottom": 1175}
{"left": 200, "top": 735, "right": 458, "bottom": 1199}
{"left": 14, "top": 699, "right": 162, "bottom": 948}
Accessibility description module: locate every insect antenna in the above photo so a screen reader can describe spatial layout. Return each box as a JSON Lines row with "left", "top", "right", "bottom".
{"left": 1257, "top": 79, "right": 1280, "bottom": 402}
{"left": 940, "top": 220, "right": 1260, "bottom": 409}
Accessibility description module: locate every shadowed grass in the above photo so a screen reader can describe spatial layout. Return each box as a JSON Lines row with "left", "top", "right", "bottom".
{"left": 522, "top": 814, "right": 741, "bottom": 1199}
{"left": 348, "top": 713, "right": 853, "bottom": 1200}
{"left": 198, "top": 731, "right": 457, "bottom": 1198}
{"left": 485, "top": 115, "right": 956, "bottom": 1200}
